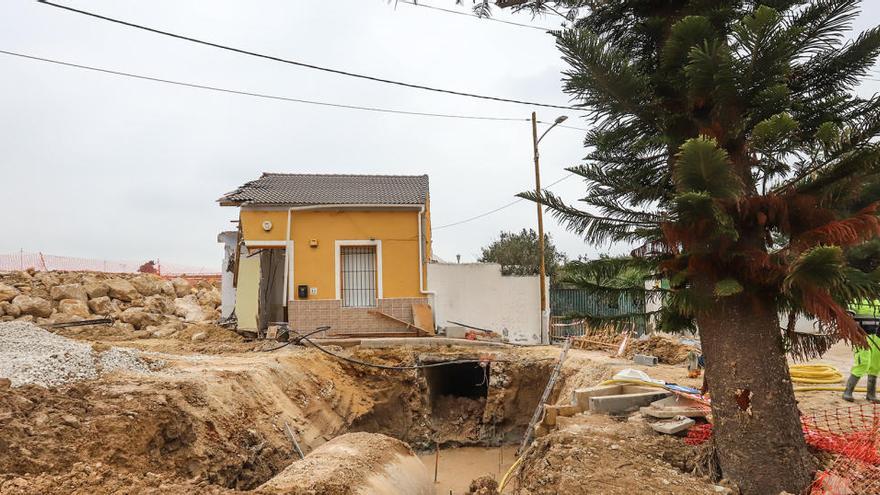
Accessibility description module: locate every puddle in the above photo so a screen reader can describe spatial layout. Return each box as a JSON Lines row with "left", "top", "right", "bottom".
{"left": 418, "top": 446, "right": 518, "bottom": 494}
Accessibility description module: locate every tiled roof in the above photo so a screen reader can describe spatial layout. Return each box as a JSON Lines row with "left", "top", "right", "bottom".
{"left": 218, "top": 173, "right": 429, "bottom": 206}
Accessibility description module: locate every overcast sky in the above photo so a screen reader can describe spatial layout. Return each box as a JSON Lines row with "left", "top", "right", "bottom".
{"left": 2, "top": 1, "right": 879, "bottom": 270}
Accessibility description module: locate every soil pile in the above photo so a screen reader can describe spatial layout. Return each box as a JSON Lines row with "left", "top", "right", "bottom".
{"left": 515, "top": 415, "right": 719, "bottom": 494}
{"left": 627, "top": 334, "right": 697, "bottom": 365}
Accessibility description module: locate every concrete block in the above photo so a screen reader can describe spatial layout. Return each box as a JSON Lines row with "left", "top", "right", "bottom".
{"left": 589, "top": 390, "right": 672, "bottom": 415}
{"left": 633, "top": 354, "right": 658, "bottom": 366}
{"left": 641, "top": 396, "right": 709, "bottom": 419}
{"left": 542, "top": 405, "right": 558, "bottom": 427}
{"left": 572, "top": 384, "right": 623, "bottom": 412}
{"left": 650, "top": 416, "right": 695, "bottom": 435}
{"left": 558, "top": 405, "right": 579, "bottom": 417}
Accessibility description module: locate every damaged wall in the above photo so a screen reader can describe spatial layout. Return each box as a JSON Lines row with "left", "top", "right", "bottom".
{"left": 427, "top": 263, "right": 548, "bottom": 344}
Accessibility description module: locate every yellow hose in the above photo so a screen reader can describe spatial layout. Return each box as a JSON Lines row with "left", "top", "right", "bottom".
{"left": 789, "top": 364, "right": 844, "bottom": 384}
{"left": 497, "top": 455, "right": 524, "bottom": 493}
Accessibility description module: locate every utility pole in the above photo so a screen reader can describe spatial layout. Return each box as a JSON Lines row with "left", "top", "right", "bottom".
{"left": 531, "top": 112, "right": 548, "bottom": 342}
{"left": 531, "top": 113, "right": 568, "bottom": 344}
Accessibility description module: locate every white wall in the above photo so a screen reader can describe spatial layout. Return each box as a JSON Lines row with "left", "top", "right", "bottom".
{"left": 427, "top": 262, "right": 549, "bottom": 344}
{"left": 217, "top": 231, "right": 238, "bottom": 319}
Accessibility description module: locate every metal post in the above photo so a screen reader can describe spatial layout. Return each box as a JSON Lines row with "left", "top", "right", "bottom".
{"left": 531, "top": 112, "right": 548, "bottom": 342}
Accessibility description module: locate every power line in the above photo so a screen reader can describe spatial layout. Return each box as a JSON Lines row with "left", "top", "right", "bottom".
{"left": 0, "top": 49, "right": 589, "bottom": 130}
{"left": 394, "top": 0, "right": 551, "bottom": 31}
{"left": 0, "top": 49, "right": 532, "bottom": 123}
{"left": 38, "top": 0, "right": 576, "bottom": 110}
{"left": 433, "top": 173, "right": 574, "bottom": 229}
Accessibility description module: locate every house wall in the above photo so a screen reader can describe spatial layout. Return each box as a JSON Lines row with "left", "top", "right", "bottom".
{"left": 235, "top": 248, "right": 261, "bottom": 331}
{"left": 217, "top": 231, "right": 238, "bottom": 319}
{"left": 427, "top": 262, "right": 549, "bottom": 345}
{"left": 238, "top": 207, "right": 432, "bottom": 335}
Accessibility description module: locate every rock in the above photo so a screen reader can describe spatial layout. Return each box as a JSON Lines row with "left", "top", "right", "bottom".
{"left": 151, "top": 324, "right": 181, "bottom": 338}
{"left": 60, "top": 414, "right": 81, "bottom": 428}
{"left": 106, "top": 279, "right": 139, "bottom": 302}
{"left": 130, "top": 275, "right": 163, "bottom": 297}
{"left": 159, "top": 280, "right": 176, "bottom": 297}
{"left": 0, "top": 378, "right": 10, "bottom": 388}
{"left": 0, "top": 283, "right": 19, "bottom": 302}
{"left": 50, "top": 284, "right": 89, "bottom": 303}
{"left": 83, "top": 281, "right": 109, "bottom": 299}
{"left": 190, "top": 331, "right": 208, "bottom": 342}
{"left": 12, "top": 295, "right": 53, "bottom": 318}
{"left": 33, "top": 272, "right": 60, "bottom": 288}
{"left": 87, "top": 296, "right": 115, "bottom": 316}
{"left": 120, "top": 308, "right": 163, "bottom": 330}
{"left": 58, "top": 299, "right": 90, "bottom": 318}
{"left": 16, "top": 315, "right": 35, "bottom": 323}
{"left": 0, "top": 302, "right": 21, "bottom": 318}
{"left": 143, "top": 295, "right": 173, "bottom": 314}
{"left": 197, "top": 288, "right": 222, "bottom": 308}
{"left": 171, "top": 278, "right": 192, "bottom": 297}
{"left": 113, "top": 321, "right": 136, "bottom": 333}
{"left": 174, "top": 295, "right": 208, "bottom": 322}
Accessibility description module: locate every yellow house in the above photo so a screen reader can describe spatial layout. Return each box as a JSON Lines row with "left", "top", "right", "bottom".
{"left": 219, "top": 173, "right": 432, "bottom": 336}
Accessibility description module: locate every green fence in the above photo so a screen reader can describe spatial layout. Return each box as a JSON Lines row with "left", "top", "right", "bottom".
{"left": 550, "top": 288, "right": 647, "bottom": 334}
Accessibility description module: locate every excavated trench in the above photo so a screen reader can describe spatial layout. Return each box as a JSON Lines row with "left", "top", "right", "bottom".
{"left": 0, "top": 346, "right": 559, "bottom": 494}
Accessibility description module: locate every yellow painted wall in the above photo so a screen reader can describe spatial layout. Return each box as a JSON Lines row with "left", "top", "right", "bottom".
{"left": 240, "top": 210, "right": 289, "bottom": 244}
{"left": 291, "top": 210, "right": 421, "bottom": 300}
{"left": 235, "top": 249, "right": 261, "bottom": 330}
{"left": 238, "top": 207, "right": 428, "bottom": 301}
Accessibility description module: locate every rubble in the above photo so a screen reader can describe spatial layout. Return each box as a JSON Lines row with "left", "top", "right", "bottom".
{"left": 0, "top": 271, "right": 225, "bottom": 342}
{"left": 0, "top": 321, "right": 156, "bottom": 387}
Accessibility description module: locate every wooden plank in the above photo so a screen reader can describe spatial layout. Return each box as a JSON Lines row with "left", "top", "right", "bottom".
{"left": 411, "top": 303, "right": 435, "bottom": 335}
{"left": 518, "top": 337, "right": 572, "bottom": 456}
{"left": 368, "top": 310, "right": 429, "bottom": 336}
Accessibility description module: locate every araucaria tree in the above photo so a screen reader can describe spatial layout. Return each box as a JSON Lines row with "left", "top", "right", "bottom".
{"left": 498, "top": 0, "right": 880, "bottom": 493}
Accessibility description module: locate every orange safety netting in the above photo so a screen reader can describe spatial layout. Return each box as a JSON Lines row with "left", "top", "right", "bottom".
{"left": 684, "top": 404, "right": 880, "bottom": 494}
{"left": 0, "top": 251, "right": 218, "bottom": 277}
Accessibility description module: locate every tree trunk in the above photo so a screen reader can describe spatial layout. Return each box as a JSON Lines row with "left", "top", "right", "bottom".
{"left": 696, "top": 289, "right": 816, "bottom": 495}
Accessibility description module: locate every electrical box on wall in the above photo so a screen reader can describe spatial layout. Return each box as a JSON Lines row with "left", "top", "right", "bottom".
{"left": 309, "top": 239, "right": 319, "bottom": 247}
{"left": 297, "top": 285, "right": 308, "bottom": 299}
{"left": 309, "top": 287, "right": 318, "bottom": 295}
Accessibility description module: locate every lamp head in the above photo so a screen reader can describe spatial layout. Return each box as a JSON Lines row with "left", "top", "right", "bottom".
{"left": 554, "top": 115, "right": 568, "bottom": 124}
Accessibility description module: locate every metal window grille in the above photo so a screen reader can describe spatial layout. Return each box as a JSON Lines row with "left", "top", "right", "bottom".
{"left": 340, "top": 246, "right": 377, "bottom": 307}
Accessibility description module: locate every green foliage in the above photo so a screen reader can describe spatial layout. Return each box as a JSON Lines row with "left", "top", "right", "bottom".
{"left": 478, "top": 228, "right": 566, "bottom": 277}
{"left": 715, "top": 278, "right": 744, "bottom": 297}
{"left": 498, "top": 0, "right": 880, "bottom": 348}
{"left": 673, "top": 137, "right": 742, "bottom": 198}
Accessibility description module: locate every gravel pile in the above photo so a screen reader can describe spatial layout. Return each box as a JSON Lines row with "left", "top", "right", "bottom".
{"left": 0, "top": 321, "right": 156, "bottom": 387}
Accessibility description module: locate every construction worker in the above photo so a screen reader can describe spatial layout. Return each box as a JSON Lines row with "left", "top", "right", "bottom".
{"left": 843, "top": 300, "right": 880, "bottom": 402}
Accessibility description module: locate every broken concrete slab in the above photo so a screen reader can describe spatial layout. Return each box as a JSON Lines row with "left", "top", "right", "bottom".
{"left": 572, "top": 384, "right": 666, "bottom": 413}
{"left": 589, "top": 389, "right": 672, "bottom": 415}
{"left": 641, "top": 396, "right": 709, "bottom": 419}
{"left": 633, "top": 354, "right": 658, "bottom": 366}
{"left": 650, "top": 416, "right": 695, "bottom": 435}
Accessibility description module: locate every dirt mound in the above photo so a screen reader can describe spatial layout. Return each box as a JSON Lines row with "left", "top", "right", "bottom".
{"left": 257, "top": 432, "right": 431, "bottom": 495}
{"left": 626, "top": 334, "right": 697, "bottom": 365}
{"left": 515, "top": 414, "right": 718, "bottom": 494}
{"left": 468, "top": 475, "right": 498, "bottom": 494}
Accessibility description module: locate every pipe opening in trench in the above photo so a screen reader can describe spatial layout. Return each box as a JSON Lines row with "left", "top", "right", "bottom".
{"left": 424, "top": 362, "right": 489, "bottom": 407}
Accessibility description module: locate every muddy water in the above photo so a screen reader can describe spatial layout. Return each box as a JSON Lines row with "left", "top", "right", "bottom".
{"left": 418, "top": 446, "right": 518, "bottom": 494}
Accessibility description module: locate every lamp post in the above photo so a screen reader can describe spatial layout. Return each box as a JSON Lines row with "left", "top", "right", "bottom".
{"left": 531, "top": 112, "right": 567, "bottom": 344}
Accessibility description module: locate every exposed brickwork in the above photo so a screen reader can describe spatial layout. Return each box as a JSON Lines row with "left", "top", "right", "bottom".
{"left": 288, "top": 297, "right": 428, "bottom": 336}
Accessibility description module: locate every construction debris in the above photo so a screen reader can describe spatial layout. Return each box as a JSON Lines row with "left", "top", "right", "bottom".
{"left": 651, "top": 416, "right": 697, "bottom": 435}
{"left": 0, "top": 321, "right": 159, "bottom": 387}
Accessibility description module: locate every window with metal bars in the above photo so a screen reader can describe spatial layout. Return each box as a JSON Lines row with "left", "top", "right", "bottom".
{"left": 340, "top": 245, "right": 377, "bottom": 307}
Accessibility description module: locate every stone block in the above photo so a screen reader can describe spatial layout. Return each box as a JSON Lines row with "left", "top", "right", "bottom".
{"left": 572, "top": 384, "right": 623, "bottom": 412}
{"left": 650, "top": 416, "right": 695, "bottom": 435}
{"left": 589, "top": 390, "right": 672, "bottom": 415}
{"left": 633, "top": 354, "right": 659, "bottom": 366}
{"left": 641, "top": 396, "right": 709, "bottom": 419}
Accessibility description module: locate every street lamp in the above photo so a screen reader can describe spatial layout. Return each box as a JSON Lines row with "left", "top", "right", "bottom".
{"left": 531, "top": 112, "right": 567, "bottom": 344}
